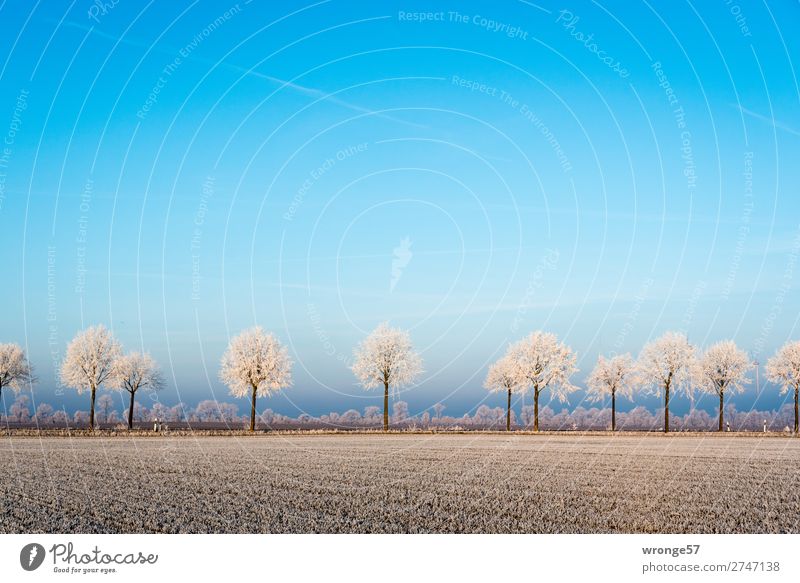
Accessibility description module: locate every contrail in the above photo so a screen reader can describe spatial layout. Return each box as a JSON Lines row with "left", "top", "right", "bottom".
{"left": 57, "top": 19, "right": 427, "bottom": 128}
{"left": 734, "top": 104, "right": 800, "bottom": 137}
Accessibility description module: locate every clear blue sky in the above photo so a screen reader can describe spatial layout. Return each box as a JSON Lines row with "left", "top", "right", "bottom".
{"left": 1, "top": 0, "right": 799, "bottom": 417}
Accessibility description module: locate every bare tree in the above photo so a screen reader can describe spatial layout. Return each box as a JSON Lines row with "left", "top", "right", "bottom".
{"left": 508, "top": 332, "right": 578, "bottom": 432}
{"left": 586, "top": 353, "right": 636, "bottom": 431}
{"left": 0, "top": 343, "right": 35, "bottom": 404}
{"left": 637, "top": 332, "right": 697, "bottom": 433}
{"left": 766, "top": 340, "right": 800, "bottom": 433}
{"left": 433, "top": 402, "right": 445, "bottom": 420}
{"left": 698, "top": 340, "right": 752, "bottom": 431}
{"left": 484, "top": 354, "right": 526, "bottom": 431}
{"left": 219, "top": 327, "right": 293, "bottom": 432}
{"left": 351, "top": 322, "right": 423, "bottom": 431}
{"left": 60, "top": 325, "right": 122, "bottom": 429}
{"left": 111, "top": 351, "right": 164, "bottom": 429}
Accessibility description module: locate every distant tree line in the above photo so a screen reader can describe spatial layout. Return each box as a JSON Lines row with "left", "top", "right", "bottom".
{"left": 2, "top": 392, "right": 799, "bottom": 433}
{"left": 1, "top": 324, "right": 800, "bottom": 433}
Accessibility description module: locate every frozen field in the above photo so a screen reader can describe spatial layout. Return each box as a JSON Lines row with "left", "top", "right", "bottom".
{"left": 1, "top": 434, "right": 799, "bottom": 533}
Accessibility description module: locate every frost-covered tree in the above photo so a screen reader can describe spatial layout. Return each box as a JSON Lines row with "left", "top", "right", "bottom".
{"left": 219, "top": 327, "right": 293, "bottom": 431}
{"left": 586, "top": 353, "right": 636, "bottom": 431}
{"left": 133, "top": 402, "right": 150, "bottom": 422}
{"left": 484, "top": 355, "right": 526, "bottom": 431}
{"left": 433, "top": 402, "right": 445, "bottom": 419}
{"left": 112, "top": 351, "right": 164, "bottom": 429}
{"left": 96, "top": 393, "right": 115, "bottom": 425}
{"left": 193, "top": 400, "right": 219, "bottom": 422}
{"left": 698, "top": 340, "right": 752, "bottom": 432}
{"left": 766, "top": 340, "right": 800, "bottom": 433}
{"left": 472, "top": 404, "right": 505, "bottom": 428}
{"left": 151, "top": 402, "right": 169, "bottom": 423}
{"left": 168, "top": 403, "right": 188, "bottom": 423}
{"left": 51, "top": 409, "right": 69, "bottom": 427}
{"left": 60, "top": 325, "right": 122, "bottom": 429}
{"left": 340, "top": 409, "right": 362, "bottom": 425}
{"left": 9, "top": 394, "right": 31, "bottom": 423}
{"left": 636, "top": 332, "right": 697, "bottom": 433}
{"left": 350, "top": 322, "right": 423, "bottom": 431}
{"left": 392, "top": 400, "right": 409, "bottom": 424}
{"left": 618, "top": 405, "right": 658, "bottom": 430}
{"left": 259, "top": 409, "right": 277, "bottom": 426}
{"left": 363, "top": 405, "right": 381, "bottom": 424}
{"left": 421, "top": 411, "right": 431, "bottom": 427}
{"left": 218, "top": 402, "right": 241, "bottom": 423}
{"left": 0, "top": 343, "right": 35, "bottom": 404}
{"left": 507, "top": 332, "right": 578, "bottom": 432}
{"left": 73, "top": 410, "right": 89, "bottom": 427}
{"left": 34, "top": 402, "right": 54, "bottom": 425}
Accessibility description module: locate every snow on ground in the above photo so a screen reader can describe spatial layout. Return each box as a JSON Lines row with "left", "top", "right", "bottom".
{"left": 1, "top": 434, "right": 798, "bottom": 533}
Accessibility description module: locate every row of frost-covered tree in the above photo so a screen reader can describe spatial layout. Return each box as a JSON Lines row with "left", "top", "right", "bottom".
{"left": 2, "top": 324, "right": 800, "bottom": 433}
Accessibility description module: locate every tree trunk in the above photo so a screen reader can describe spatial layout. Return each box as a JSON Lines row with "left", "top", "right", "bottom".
{"left": 611, "top": 390, "right": 616, "bottom": 432}
{"left": 506, "top": 388, "right": 511, "bottom": 431}
{"left": 795, "top": 387, "right": 799, "bottom": 434}
{"left": 533, "top": 388, "right": 539, "bottom": 432}
{"left": 128, "top": 390, "right": 135, "bottom": 429}
{"left": 718, "top": 391, "right": 724, "bottom": 432}
{"left": 89, "top": 385, "right": 97, "bottom": 430}
{"left": 250, "top": 384, "right": 257, "bottom": 432}
{"left": 664, "top": 383, "right": 670, "bottom": 433}
{"left": 383, "top": 381, "right": 389, "bottom": 431}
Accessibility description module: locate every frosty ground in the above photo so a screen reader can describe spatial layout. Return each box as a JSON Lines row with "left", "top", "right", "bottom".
{"left": 1, "top": 434, "right": 798, "bottom": 533}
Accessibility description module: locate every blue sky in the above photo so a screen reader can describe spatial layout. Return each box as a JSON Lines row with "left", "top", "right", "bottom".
{"left": 1, "top": 0, "right": 799, "bottom": 418}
